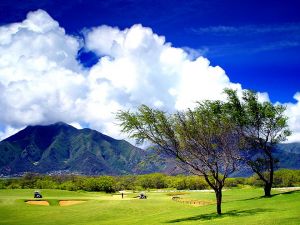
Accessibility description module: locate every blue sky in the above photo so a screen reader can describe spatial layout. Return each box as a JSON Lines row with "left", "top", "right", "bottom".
{"left": 0, "top": 0, "right": 300, "bottom": 141}
{"left": 1, "top": 0, "right": 299, "bottom": 102}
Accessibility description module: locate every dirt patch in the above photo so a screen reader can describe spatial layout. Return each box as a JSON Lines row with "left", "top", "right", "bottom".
{"left": 59, "top": 200, "right": 86, "bottom": 206}
{"left": 26, "top": 201, "right": 49, "bottom": 206}
{"left": 172, "top": 197, "right": 213, "bottom": 206}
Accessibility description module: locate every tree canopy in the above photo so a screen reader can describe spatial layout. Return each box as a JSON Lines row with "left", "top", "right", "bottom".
{"left": 117, "top": 88, "right": 291, "bottom": 212}
{"left": 117, "top": 101, "right": 242, "bottom": 214}
{"left": 224, "top": 89, "right": 291, "bottom": 196}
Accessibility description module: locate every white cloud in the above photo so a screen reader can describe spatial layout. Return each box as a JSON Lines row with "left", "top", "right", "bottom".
{"left": 191, "top": 23, "right": 300, "bottom": 35}
{"left": 0, "top": 9, "right": 86, "bottom": 130}
{"left": 0, "top": 126, "right": 24, "bottom": 141}
{"left": 85, "top": 24, "right": 244, "bottom": 112}
{"left": 70, "top": 122, "right": 83, "bottom": 129}
{"left": 0, "top": 10, "right": 299, "bottom": 143}
{"left": 257, "top": 92, "right": 270, "bottom": 103}
{"left": 285, "top": 93, "right": 300, "bottom": 142}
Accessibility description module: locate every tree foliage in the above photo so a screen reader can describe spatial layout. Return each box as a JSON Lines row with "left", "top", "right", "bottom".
{"left": 117, "top": 101, "right": 242, "bottom": 214}
{"left": 224, "top": 89, "right": 291, "bottom": 196}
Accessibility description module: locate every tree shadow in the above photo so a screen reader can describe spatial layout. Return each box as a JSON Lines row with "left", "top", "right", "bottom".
{"left": 165, "top": 208, "right": 273, "bottom": 223}
{"left": 166, "top": 189, "right": 299, "bottom": 223}
{"left": 272, "top": 189, "right": 300, "bottom": 197}
{"left": 232, "top": 189, "right": 300, "bottom": 202}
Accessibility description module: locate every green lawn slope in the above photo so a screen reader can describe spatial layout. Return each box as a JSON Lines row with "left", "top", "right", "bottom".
{"left": 0, "top": 188, "right": 299, "bottom": 225}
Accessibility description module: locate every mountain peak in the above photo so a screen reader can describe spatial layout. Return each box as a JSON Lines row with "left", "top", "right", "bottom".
{"left": 50, "top": 122, "right": 77, "bottom": 130}
{"left": 53, "top": 121, "right": 69, "bottom": 126}
{"left": 0, "top": 122, "right": 167, "bottom": 176}
{"left": 25, "top": 121, "right": 74, "bottom": 129}
{"left": 4, "top": 122, "right": 77, "bottom": 144}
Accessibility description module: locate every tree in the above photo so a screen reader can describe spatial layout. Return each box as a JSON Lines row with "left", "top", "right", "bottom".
{"left": 225, "top": 89, "right": 291, "bottom": 197}
{"left": 117, "top": 101, "right": 241, "bottom": 214}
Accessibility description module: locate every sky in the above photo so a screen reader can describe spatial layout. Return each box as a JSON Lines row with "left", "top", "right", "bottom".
{"left": 0, "top": 0, "right": 300, "bottom": 142}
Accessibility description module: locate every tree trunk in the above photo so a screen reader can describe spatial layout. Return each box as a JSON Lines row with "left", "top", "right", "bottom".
{"left": 215, "top": 189, "right": 222, "bottom": 215}
{"left": 264, "top": 182, "right": 272, "bottom": 197}
{"left": 264, "top": 154, "right": 274, "bottom": 197}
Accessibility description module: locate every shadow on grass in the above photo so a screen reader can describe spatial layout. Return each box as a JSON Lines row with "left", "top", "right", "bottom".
{"left": 233, "top": 189, "right": 300, "bottom": 203}
{"left": 272, "top": 189, "right": 300, "bottom": 196}
{"left": 165, "top": 208, "right": 273, "bottom": 223}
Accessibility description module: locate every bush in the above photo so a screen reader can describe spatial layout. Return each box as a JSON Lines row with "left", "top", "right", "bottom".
{"left": 186, "top": 176, "right": 209, "bottom": 190}
{"left": 0, "top": 180, "right": 4, "bottom": 189}
{"left": 7, "top": 183, "right": 22, "bottom": 189}
{"left": 82, "top": 177, "right": 116, "bottom": 193}
{"left": 115, "top": 175, "right": 136, "bottom": 190}
{"left": 274, "top": 169, "right": 300, "bottom": 187}
{"left": 35, "top": 179, "right": 58, "bottom": 189}
{"left": 171, "top": 175, "right": 209, "bottom": 190}
{"left": 225, "top": 178, "right": 246, "bottom": 188}
{"left": 19, "top": 173, "right": 40, "bottom": 188}
{"left": 60, "top": 181, "right": 80, "bottom": 191}
{"left": 245, "top": 175, "right": 264, "bottom": 187}
{"left": 136, "top": 173, "right": 168, "bottom": 189}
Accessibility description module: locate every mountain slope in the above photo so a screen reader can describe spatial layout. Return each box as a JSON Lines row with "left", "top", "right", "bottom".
{"left": 0, "top": 122, "right": 299, "bottom": 177}
{"left": 0, "top": 122, "right": 166, "bottom": 176}
{"left": 275, "top": 143, "right": 300, "bottom": 169}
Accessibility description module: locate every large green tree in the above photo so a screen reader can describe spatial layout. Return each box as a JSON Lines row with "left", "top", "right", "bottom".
{"left": 224, "top": 89, "right": 291, "bottom": 197}
{"left": 117, "top": 101, "right": 241, "bottom": 214}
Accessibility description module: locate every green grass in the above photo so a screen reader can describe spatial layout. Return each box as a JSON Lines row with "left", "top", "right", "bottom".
{"left": 0, "top": 188, "right": 299, "bottom": 224}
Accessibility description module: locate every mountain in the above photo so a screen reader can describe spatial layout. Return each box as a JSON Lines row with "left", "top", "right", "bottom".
{"left": 275, "top": 143, "right": 300, "bottom": 169}
{"left": 0, "top": 122, "right": 299, "bottom": 177}
{"left": 0, "top": 122, "right": 173, "bottom": 176}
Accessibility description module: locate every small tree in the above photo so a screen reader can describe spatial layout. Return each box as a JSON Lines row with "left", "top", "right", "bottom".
{"left": 117, "top": 101, "right": 241, "bottom": 214}
{"left": 225, "top": 89, "right": 291, "bottom": 197}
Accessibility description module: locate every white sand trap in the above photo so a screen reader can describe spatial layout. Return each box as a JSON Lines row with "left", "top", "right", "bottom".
{"left": 59, "top": 200, "right": 86, "bottom": 206}
{"left": 26, "top": 200, "right": 49, "bottom": 206}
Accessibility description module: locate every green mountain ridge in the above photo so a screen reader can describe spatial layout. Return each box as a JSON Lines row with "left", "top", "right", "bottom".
{"left": 0, "top": 122, "right": 299, "bottom": 177}
{"left": 0, "top": 122, "right": 170, "bottom": 176}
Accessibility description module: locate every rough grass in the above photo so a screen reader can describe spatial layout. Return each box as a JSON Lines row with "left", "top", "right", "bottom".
{"left": 0, "top": 188, "right": 299, "bottom": 225}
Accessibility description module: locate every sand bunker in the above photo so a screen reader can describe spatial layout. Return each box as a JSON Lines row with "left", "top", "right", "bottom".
{"left": 59, "top": 200, "right": 86, "bottom": 206}
{"left": 26, "top": 201, "right": 49, "bottom": 206}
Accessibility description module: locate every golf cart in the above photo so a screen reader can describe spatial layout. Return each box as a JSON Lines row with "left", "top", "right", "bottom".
{"left": 139, "top": 192, "right": 147, "bottom": 199}
{"left": 34, "top": 191, "right": 42, "bottom": 198}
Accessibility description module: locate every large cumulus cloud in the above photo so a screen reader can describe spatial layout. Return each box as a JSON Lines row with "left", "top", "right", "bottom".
{"left": 0, "top": 10, "right": 86, "bottom": 129}
{"left": 1, "top": 10, "right": 297, "bottom": 142}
